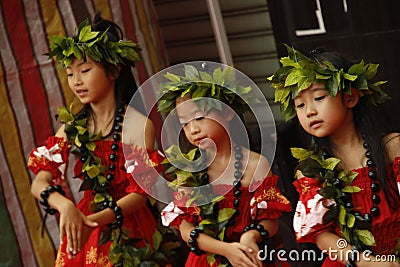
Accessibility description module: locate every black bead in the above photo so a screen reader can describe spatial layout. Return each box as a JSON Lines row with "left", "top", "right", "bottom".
{"left": 109, "top": 164, "right": 116, "bottom": 171}
{"left": 234, "top": 161, "right": 242, "bottom": 170}
{"left": 234, "top": 145, "right": 242, "bottom": 152}
{"left": 233, "top": 180, "right": 241, "bottom": 188}
{"left": 117, "top": 106, "right": 124, "bottom": 114}
{"left": 116, "top": 214, "right": 123, "bottom": 221}
{"left": 341, "top": 192, "right": 351, "bottom": 201}
{"left": 114, "top": 206, "right": 122, "bottom": 214}
{"left": 84, "top": 175, "right": 91, "bottom": 180}
{"left": 109, "top": 154, "right": 117, "bottom": 161}
{"left": 366, "top": 159, "right": 375, "bottom": 168}
{"left": 368, "top": 171, "right": 377, "bottom": 180}
{"left": 113, "top": 133, "right": 121, "bottom": 141}
{"left": 234, "top": 189, "right": 241, "bottom": 197}
{"left": 370, "top": 206, "right": 380, "bottom": 217}
{"left": 233, "top": 199, "right": 240, "bottom": 207}
{"left": 353, "top": 211, "right": 361, "bottom": 216}
{"left": 332, "top": 179, "right": 341, "bottom": 186}
{"left": 235, "top": 153, "right": 243, "bottom": 160}
{"left": 260, "top": 230, "right": 270, "bottom": 239}
{"left": 115, "top": 115, "right": 123, "bottom": 123}
{"left": 111, "top": 143, "right": 119, "bottom": 151}
{"left": 256, "top": 224, "right": 265, "bottom": 231}
{"left": 188, "top": 238, "right": 196, "bottom": 245}
{"left": 80, "top": 156, "right": 87, "bottom": 162}
{"left": 190, "top": 230, "right": 199, "bottom": 238}
{"left": 114, "top": 124, "right": 122, "bottom": 132}
{"left": 40, "top": 190, "right": 49, "bottom": 199}
{"left": 363, "top": 142, "right": 369, "bottom": 149}
{"left": 365, "top": 150, "right": 371, "bottom": 158}
{"left": 364, "top": 213, "right": 372, "bottom": 222}
{"left": 234, "top": 171, "right": 242, "bottom": 180}
{"left": 106, "top": 173, "right": 114, "bottom": 181}
{"left": 371, "top": 194, "right": 380, "bottom": 204}
{"left": 370, "top": 182, "right": 380, "bottom": 192}
{"left": 345, "top": 202, "right": 353, "bottom": 209}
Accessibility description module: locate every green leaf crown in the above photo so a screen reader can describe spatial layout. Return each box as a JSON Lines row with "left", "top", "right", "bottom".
{"left": 157, "top": 64, "right": 260, "bottom": 115}
{"left": 268, "top": 44, "right": 390, "bottom": 121}
{"left": 46, "top": 19, "right": 141, "bottom": 68}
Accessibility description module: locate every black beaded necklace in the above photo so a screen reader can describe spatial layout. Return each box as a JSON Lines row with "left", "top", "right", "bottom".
{"left": 352, "top": 134, "right": 381, "bottom": 223}
{"left": 188, "top": 145, "right": 244, "bottom": 261}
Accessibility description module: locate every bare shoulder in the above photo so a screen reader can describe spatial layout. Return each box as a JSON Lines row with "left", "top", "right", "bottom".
{"left": 242, "top": 150, "right": 272, "bottom": 186}
{"left": 383, "top": 132, "right": 400, "bottom": 162}
{"left": 123, "top": 106, "right": 155, "bottom": 148}
{"left": 55, "top": 124, "right": 67, "bottom": 139}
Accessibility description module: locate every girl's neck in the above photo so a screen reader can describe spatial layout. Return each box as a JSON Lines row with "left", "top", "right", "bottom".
{"left": 206, "top": 141, "right": 238, "bottom": 183}
{"left": 88, "top": 98, "right": 117, "bottom": 136}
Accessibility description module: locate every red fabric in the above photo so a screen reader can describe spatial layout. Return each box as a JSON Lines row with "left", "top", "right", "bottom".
{"left": 31, "top": 137, "right": 157, "bottom": 266}
{"left": 28, "top": 136, "right": 70, "bottom": 184}
{"left": 293, "top": 157, "right": 400, "bottom": 267}
{"left": 176, "top": 175, "right": 292, "bottom": 267}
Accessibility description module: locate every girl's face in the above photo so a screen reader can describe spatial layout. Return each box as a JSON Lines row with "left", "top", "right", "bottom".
{"left": 294, "top": 83, "right": 355, "bottom": 138}
{"left": 175, "top": 97, "right": 232, "bottom": 150}
{"left": 66, "top": 57, "right": 117, "bottom": 104}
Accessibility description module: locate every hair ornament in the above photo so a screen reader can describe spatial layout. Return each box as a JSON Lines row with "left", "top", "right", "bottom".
{"left": 46, "top": 19, "right": 141, "bottom": 68}
{"left": 268, "top": 44, "right": 389, "bottom": 121}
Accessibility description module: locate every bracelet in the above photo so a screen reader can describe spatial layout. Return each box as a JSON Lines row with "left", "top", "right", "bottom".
{"left": 345, "top": 246, "right": 358, "bottom": 267}
{"left": 106, "top": 201, "right": 124, "bottom": 229}
{"left": 39, "top": 185, "right": 65, "bottom": 215}
{"left": 188, "top": 227, "right": 204, "bottom": 255}
{"left": 243, "top": 223, "right": 270, "bottom": 241}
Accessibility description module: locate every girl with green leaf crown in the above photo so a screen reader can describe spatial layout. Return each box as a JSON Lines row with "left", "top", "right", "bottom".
{"left": 159, "top": 63, "right": 292, "bottom": 266}
{"left": 28, "top": 13, "right": 179, "bottom": 266}
{"left": 268, "top": 44, "right": 400, "bottom": 266}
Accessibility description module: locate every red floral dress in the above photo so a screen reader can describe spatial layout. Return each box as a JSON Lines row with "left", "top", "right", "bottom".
{"left": 28, "top": 136, "right": 161, "bottom": 267}
{"left": 161, "top": 175, "right": 292, "bottom": 267}
{"left": 293, "top": 157, "right": 400, "bottom": 266}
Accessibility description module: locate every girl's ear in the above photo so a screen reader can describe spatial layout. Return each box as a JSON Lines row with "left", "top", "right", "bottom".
{"left": 223, "top": 108, "right": 235, "bottom": 122}
{"left": 344, "top": 88, "right": 360, "bottom": 108}
{"left": 110, "top": 64, "right": 121, "bottom": 80}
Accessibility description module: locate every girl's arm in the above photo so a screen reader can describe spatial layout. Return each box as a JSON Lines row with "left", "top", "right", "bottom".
{"left": 316, "top": 232, "right": 400, "bottom": 266}
{"left": 30, "top": 126, "right": 98, "bottom": 257}
{"left": 384, "top": 132, "right": 400, "bottom": 163}
{"left": 179, "top": 219, "right": 259, "bottom": 267}
{"left": 239, "top": 219, "right": 279, "bottom": 267}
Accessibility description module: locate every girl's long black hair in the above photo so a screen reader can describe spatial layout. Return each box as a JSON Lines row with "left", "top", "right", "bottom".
{"left": 307, "top": 49, "right": 399, "bottom": 210}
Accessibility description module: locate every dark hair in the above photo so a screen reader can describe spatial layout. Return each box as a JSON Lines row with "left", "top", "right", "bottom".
{"left": 307, "top": 49, "right": 399, "bottom": 210}
{"left": 90, "top": 13, "right": 138, "bottom": 107}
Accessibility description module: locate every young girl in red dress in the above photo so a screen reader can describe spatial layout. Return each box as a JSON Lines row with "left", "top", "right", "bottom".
{"left": 269, "top": 45, "right": 400, "bottom": 266}
{"left": 28, "top": 14, "right": 165, "bottom": 266}
{"left": 159, "top": 62, "right": 292, "bottom": 266}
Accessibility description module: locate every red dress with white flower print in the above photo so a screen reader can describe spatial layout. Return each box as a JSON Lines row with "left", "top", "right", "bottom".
{"left": 293, "top": 157, "right": 400, "bottom": 266}
{"left": 161, "top": 175, "right": 292, "bottom": 267}
{"left": 28, "top": 136, "right": 160, "bottom": 267}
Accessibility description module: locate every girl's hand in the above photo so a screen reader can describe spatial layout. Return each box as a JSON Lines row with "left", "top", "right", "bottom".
{"left": 222, "top": 242, "right": 259, "bottom": 267}
{"left": 58, "top": 201, "right": 98, "bottom": 258}
{"left": 240, "top": 231, "right": 263, "bottom": 267}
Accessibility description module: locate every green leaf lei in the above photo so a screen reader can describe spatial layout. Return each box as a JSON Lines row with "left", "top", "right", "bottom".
{"left": 58, "top": 105, "right": 180, "bottom": 266}
{"left": 157, "top": 64, "right": 260, "bottom": 115}
{"left": 163, "top": 145, "right": 237, "bottom": 266}
{"left": 291, "top": 147, "right": 377, "bottom": 250}
{"left": 46, "top": 19, "right": 141, "bottom": 68}
{"left": 268, "top": 44, "right": 390, "bottom": 121}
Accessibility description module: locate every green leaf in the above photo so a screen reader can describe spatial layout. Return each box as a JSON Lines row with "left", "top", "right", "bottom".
{"left": 290, "top": 147, "right": 314, "bottom": 160}
{"left": 164, "top": 72, "right": 181, "bottom": 82}
{"left": 85, "top": 164, "right": 101, "bottom": 178}
{"left": 347, "top": 213, "right": 356, "bottom": 228}
{"left": 355, "top": 229, "right": 376, "bottom": 246}
{"left": 339, "top": 205, "right": 346, "bottom": 225}
{"left": 57, "top": 106, "right": 74, "bottom": 122}
{"left": 217, "top": 208, "right": 236, "bottom": 222}
{"left": 342, "top": 186, "right": 362, "bottom": 193}
{"left": 320, "top": 157, "right": 341, "bottom": 171}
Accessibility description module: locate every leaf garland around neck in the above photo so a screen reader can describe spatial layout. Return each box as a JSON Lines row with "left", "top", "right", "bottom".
{"left": 157, "top": 64, "right": 260, "bottom": 115}
{"left": 162, "top": 145, "right": 237, "bottom": 265}
{"left": 268, "top": 44, "right": 390, "bottom": 121}
{"left": 291, "top": 147, "right": 377, "bottom": 251}
{"left": 58, "top": 105, "right": 112, "bottom": 211}
{"left": 46, "top": 19, "right": 141, "bottom": 68}
{"left": 58, "top": 105, "right": 182, "bottom": 266}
